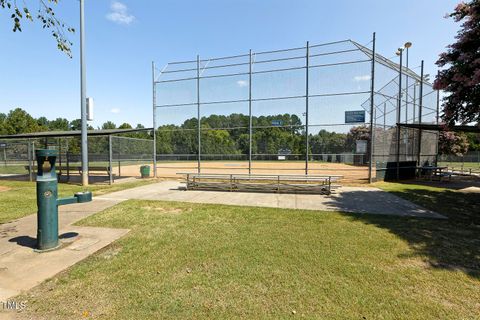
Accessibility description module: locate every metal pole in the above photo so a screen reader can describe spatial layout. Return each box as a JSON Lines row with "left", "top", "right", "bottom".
{"left": 248, "top": 49, "right": 253, "bottom": 175}
{"left": 108, "top": 135, "right": 113, "bottom": 185}
{"left": 383, "top": 102, "right": 386, "bottom": 160}
{"left": 405, "top": 47, "right": 409, "bottom": 123}
{"left": 80, "top": 0, "right": 89, "bottom": 186}
{"left": 305, "top": 41, "right": 310, "bottom": 175}
{"left": 413, "top": 84, "right": 416, "bottom": 123}
{"left": 417, "top": 60, "right": 424, "bottom": 166}
{"left": 435, "top": 70, "right": 440, "bottom": 165}
{"left": 152, "top": 61, "right": 157, "bottom": 178}
{"left": 197, "top": 55, "right": 201, "bottom": 173}
{"left": 28, "top": 140, "right": 33, "bottom": 182}
{"left": 396, "top": 50, "right": 403, "bottom": 180}
{"left": 58, "top": 138, "right": 62, "bottom": 177}
{"left": 412, "top": 83, "right": 417, "bottom": 158}
{"left": 368, "top": 32, "right": 376, "bottom": 183}
{"left": 436, "top": 71, "right": 440, "bottom": 125}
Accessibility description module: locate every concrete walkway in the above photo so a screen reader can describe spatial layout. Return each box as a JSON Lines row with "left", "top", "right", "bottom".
{"left": 0, "top": 198, "right": 128, "bottom": 303}
{"left": 97, "top": 180, "right": 445, "bottom": 219}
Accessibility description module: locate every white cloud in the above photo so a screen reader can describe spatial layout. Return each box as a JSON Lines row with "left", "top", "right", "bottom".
{"left": 106, "top": 1, "right": 135, "bottom": 25}
{"left": 237, "top": 80, "right": 248, "bottom": 87}
{"left": 353, "top": 75, "right": 371, "bottom": 82}
{"left": 110, "top": 108, "right": 120, "bottom": 114}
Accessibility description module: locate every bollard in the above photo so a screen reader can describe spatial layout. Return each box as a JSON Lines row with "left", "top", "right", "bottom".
{"left": 35, "top": 149, "right": 92, "bottom": 252}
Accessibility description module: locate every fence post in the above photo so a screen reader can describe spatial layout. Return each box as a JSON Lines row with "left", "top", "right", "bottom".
{"left": 28, "top": 139, "right": 33, "bottom": 182}
{"left": 435, "top": 70, "right": 440, "bottom": 165}
{"left": 416, "top": 60, "right": 424, "bottom": 166}
{"left": 368, "top": 32, "right": 376, "bottom": 183}
{"left": 152, "top": 61, "right": 158, "bottom": 178}
{"left": 305, "top": 41, "right": 310, "bottom": 176}
{"left": 396, "top": 49, "right": 403, "bottom": 180}
{"left": 249, "top": 49, "right": 253, "bottom": 175}
{"left": 197, "top": 55, "right": 201, "bottom": 174}
{"left": 108, "top": 135, "right": 113, "bottom": 185}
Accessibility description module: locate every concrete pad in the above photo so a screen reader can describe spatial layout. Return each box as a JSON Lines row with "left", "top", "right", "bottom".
{"left": 0, "top": 197, "right": 128, "bottom": 304}
{"left": 97, "top": 181, "right": 445, "bottom": 219}
{"left": 0, "top": 226, "right": 128, "bottom": 301}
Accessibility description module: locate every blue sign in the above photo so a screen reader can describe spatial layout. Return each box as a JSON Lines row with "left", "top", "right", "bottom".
{"left": 345, "top": 110, "right": 366, "bottom": 123}
{"left": 271, "top": 120, "right": 283, "bottom": 126}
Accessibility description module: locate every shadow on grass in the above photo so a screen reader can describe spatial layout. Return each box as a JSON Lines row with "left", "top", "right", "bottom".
{"left": 331, "top": 187, "right": 480, "bottom": 278}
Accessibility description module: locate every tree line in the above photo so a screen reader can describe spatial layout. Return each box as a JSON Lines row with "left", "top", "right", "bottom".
{"left": 1, "top": 108, "right": 477, "bottom": 157}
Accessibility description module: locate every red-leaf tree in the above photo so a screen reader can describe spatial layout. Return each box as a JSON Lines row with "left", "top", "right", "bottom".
{"left": 433, "top": 1, "right": 480, "bottom": 126}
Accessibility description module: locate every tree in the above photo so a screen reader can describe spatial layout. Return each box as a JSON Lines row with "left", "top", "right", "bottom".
{"left": 465, "top": 132, "right": 480, "bottom": 150}
{"left": 0, "top": 113, "right": 6, "bottom": 135}
{"left": 49, "top": 117, "right": 70, "bottom": 131}
{"left": 439, "top": 130, "right": 470, "bottom": 156}
{"left": 101, "top": 121, "right": 116, "bottom": 130}
{"left": 434, "top": 1, "right": 480, "bottom": 126}
{"left": 36, "top": 116, "right": 49, "bottom": 128}
{"left": 3, "top": 108, "right": 40, "bottom": 134}
{"left": 118, "top": 123, "right": 132, "bottom": 129}
{"left": 1, "top": 0, "right": 74, "bottom": 57}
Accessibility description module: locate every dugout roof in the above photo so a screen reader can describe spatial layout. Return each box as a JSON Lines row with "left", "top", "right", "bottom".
{"left": 0, "top": 128, "right": 153, "bottom": 140}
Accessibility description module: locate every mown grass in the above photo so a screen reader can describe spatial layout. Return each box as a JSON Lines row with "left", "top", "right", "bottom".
{"left": 0, "top": 179, "right": 155, "bottom": 224}
{"left": 15, "top": 199, "right": 480, "bottom": 320}
{"left": 438, "top": 161, "right": 480, "bottom": 170}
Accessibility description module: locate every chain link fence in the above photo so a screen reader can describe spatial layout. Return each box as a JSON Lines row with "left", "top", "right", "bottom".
{"left": 153, "top": 36, "right": 440, "bottom": 182}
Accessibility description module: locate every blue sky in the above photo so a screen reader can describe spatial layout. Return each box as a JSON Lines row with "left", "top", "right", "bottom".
{"left": 0, "top": 0, "right": 460, "bottom": 129}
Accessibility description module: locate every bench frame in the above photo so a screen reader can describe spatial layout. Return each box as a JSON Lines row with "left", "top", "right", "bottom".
{"left": 180, "top": 173, "right": 342, "bottom": 195}
{"left": 25, "top": 165, "right": 114, "bottom": 182}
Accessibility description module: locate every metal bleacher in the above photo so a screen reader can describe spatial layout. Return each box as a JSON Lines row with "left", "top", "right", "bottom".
{"left": 180, "top": 173, "right": 342, "bottom": 195}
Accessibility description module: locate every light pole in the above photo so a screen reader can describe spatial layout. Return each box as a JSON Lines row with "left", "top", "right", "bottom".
{"left": 395, "top": 47, "right": 404, "bottom": 180}
{"left": 404, "top": 42, "right": 412, "bottom": 123}
{"left": 80, "top": 0, "right": 89, "bottom": 186}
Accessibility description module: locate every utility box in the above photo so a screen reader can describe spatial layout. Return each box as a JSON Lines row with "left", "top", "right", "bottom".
{"left": 86, "top": 97, "right": 94, "bottom": 121}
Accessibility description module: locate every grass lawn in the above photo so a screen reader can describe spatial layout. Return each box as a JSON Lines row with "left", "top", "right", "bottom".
{"left": 0, "top": 165, "right": 28, "bottom": 175}
{"left": 14, "top": 185, "right": 480, "bottom": 319}
{"left": 438, "top": 161, "right": 480, "bottom": 170}
{"left": 0, "top": 179, "right": 156, "bottom": 224}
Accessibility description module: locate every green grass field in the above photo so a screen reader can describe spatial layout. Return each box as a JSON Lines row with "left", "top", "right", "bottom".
{"left": 0, "top": 180, "right": 155, "bottom": 224}
{"left": 438, "top": 162, "right": 480, "bottom": 170}
{"left": 10, "top": 181, "right": 480, "bottom": 319}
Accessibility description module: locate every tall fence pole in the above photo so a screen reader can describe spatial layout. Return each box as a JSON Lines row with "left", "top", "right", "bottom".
{"left": 396, "top": 50, "right": 403, "bottom": 180}
{"left": 28, "top": 139, "right": 33, "bottom": 182}
{"left": 80, "top": 0, "right": 89, "bottom": 187}
{"left": 305, "top": 41, "right": 310, "bottom": 175}
{"left": 417, "top": 60, "right": 424, "bottom": 166}
{"left": 197, "top": 55, "right": 201, "bottom": 173}
{"left": 108, "top": 135, "right": 113, "bottom": 185}
{"left": 152, "top": 61, "right": 157, "bottom": 178}
{"left": 368, "top": 32, "right": 376, "bottom": 183}
{"left": 412, "top": 83, "right": 416, "bottom": 157}
{"left": 435, "top": 70, "right": 440, "bottom": 165}
{"left": 248, "top": 49, "right": 253, "bottom": 175}
{"left": 436, "top": 71, "right": 440, "bottom": 125}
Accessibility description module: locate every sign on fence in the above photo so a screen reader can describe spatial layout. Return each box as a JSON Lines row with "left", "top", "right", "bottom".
{"left": 356, "top": 140, "right": 367, "bottom": 154}
{"left": 0, "top": 143, "right": 6, "bottom": 148}
{"left": 345, "top": 110, "right": 365, "bottom": 123}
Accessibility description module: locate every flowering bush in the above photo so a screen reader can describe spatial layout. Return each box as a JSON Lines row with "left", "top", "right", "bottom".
{"left": 439, "top": 130, "right": 470, "bottom": 156}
